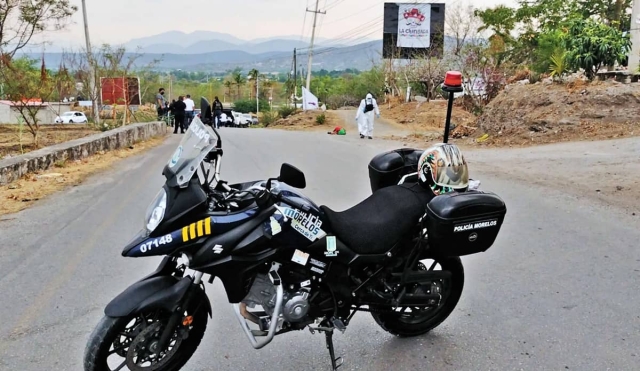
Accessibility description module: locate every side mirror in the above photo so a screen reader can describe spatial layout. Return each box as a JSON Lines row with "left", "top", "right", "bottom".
{"left": 278, "top": 163, "right": 306, "bottom": 189}
{"left": 200, "top": 97, "right": 212, "bottom": 123}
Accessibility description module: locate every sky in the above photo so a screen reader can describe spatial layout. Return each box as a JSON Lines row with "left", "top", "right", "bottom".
{"left": 39, "top": 0, "right": 519, "bottom": 49}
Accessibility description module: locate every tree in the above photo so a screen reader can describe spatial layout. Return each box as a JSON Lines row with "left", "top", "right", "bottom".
{"left": 0, "top": 0, "right": 77, "bottom": 57}
{"left": 0, "top": 55, "right": 61, "bottom": 146}
{"left": 63, "top": 44, "right": 159, "bottom": 125}
{"left": 261, "top": 78, "right": 273, "bottom": 101}
{"left": 232, "top": 71, "right": 245, "bottom": 99}
{"left": 247, "top": 68, "right": 259, "bottom": 99}
{"left": 223, "top": 80, "right": 233, "bottom": 102}
{"left": 564, "top": 18, "right": 631, "bottom": 79}
{"left": 474, "top": 0, "right": 633, "bottom": 73}
{"left": 446, "top": 2, "right": 483, "bottom": 55}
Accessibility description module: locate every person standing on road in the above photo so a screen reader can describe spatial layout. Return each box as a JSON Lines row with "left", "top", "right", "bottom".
{"left": 173, "top": 96, "right": 187, "bottom": 134}
{"left": 213, "top": 96, "right": 223, "bottom": 129}
{"left": 355, "top": 92, "right": 380, "bottom": 139}
{"left": 156, "top": 88, "right": 167, "bottom": 121}
{"left": 184, "top": 94, "right": 195, "bottom": 128}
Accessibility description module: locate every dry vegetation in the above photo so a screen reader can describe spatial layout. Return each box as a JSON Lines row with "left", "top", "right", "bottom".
{"left": 0, "top": 124, "right": 99, "bottom": 158}
{"left": 379, "top": 95, "right": 477, "bottom": 130}
{"left": 0, "top": 134, "right": 168, "bottom": 216}
{"left": 268, "top": 110, "right": 340, "bottom": 131}
{"left": 379, "top": 80, "right": 640, "bottom": 148}
{"left": 473, "top": 80, "right": 640, "bottom": 147}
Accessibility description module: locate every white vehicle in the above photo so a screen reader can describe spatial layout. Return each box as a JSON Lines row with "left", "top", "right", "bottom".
{"left": 55, "top": 111, "right": 88, "bottom": 124}
{"left": 231, "top": 111, "right": 252, "bottom": 128}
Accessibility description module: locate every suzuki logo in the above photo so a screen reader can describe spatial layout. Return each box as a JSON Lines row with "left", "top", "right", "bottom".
{"left": 212, "top": 245, "right": 223, "bottom": 254}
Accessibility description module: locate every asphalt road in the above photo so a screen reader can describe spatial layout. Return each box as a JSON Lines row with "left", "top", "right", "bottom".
{"left": 0, "top": 128, "right": 639, "bottom": 371}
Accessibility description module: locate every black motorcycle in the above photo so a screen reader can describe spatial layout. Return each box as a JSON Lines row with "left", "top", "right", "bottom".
{"left": 84, "top": 91, "right": 507, "bottom": 370}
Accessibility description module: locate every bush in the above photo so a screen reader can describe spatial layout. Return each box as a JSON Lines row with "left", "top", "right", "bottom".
{"left": 233, "top": 99, "right": 269, "bottom": 113}
{"left": 278, "top": 106, "right": 296, "bottom": 119}
{"left": 315, "top": 113, "right": 326, "bottom": 125}
{"left": 325, "top": 94, "right": 360, "bottom": 109}
{"left": 261, "top": 110, "right": 279, "bottom": 127}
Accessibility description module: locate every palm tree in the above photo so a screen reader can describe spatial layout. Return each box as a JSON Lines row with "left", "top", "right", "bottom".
{"left": 223, "top": 80, "right": 233, "bottom": 102}
{"left": 248, "top": 68, "right": 259, "bottom": 99}
{"left": 232, "top": 72, "right": 245, "bottom": 100}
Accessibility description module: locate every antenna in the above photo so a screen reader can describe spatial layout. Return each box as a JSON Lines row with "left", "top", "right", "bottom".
{"left": 440, "top": 71, "right": 463, "bottom": 143}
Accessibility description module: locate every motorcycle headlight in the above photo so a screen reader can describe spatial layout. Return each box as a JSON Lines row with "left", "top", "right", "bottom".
{"left": 144, "top": 188, "right": 167, "bottom": 234}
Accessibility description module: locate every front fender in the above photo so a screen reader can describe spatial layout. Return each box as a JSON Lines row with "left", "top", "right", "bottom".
{"left": 104, "top": 274, "right": 212, "bottom": 318}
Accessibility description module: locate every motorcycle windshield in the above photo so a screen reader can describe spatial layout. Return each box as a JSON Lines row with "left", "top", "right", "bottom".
{"left": 164, "top": 116, "right": 217, "bottom": 187}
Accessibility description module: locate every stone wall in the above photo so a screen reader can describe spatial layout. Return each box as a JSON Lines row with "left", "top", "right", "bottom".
{"left": 0, "top": 122, "right": 167, "bottom": 185}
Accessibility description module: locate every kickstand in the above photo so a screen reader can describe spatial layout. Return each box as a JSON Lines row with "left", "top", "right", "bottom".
{"left": 323, "top": 327, "right": 343, "bottom": 370}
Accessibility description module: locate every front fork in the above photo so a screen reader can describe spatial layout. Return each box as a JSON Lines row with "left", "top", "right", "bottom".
{"left": 154, "top": 270, "right": 205, "bottom": 356}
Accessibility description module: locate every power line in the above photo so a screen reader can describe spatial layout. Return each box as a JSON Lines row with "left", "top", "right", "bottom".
{"left": 323, "top": 0, "right": 384, "bottom": 25}
{"left": 305, "top": 0, "right": 326, "bottom": 89}
{"left": 299, "top": 0, "right": 311, "bottom": 42}
{"left": 324, "top": 0, "right": 348, "bottom": 11}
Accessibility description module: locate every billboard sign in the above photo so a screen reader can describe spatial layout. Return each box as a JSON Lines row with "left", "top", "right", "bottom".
{"left": 383, "top": 2, "right": 445, "bottom": 59}
{"left": 100, "top": 77, "right": 141, "bottom": 105}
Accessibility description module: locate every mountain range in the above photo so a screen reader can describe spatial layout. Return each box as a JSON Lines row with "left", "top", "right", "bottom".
{"left": 24, "top": 30, "right": 460, "bottom": 73}
{"left": 126, "top": 31, "right": 338, "bottom": 55}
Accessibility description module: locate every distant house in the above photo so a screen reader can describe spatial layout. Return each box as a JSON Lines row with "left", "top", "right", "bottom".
{"left": 0, "top": 100, "right": 72, "bottom": 124}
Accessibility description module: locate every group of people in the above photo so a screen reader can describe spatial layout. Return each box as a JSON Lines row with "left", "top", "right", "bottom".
{"left": 156, "top": 88, "right": 196, "bottom": 134}
{"left": 156, "top": 87, "right": 382, "bottom": 138}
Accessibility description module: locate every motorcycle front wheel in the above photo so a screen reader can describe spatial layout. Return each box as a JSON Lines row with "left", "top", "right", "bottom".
{"left": 83, "top": 304, "right": 208, "bottom": 371}
{"left": 371, "top": 256, "right": 464, "bottom": 337}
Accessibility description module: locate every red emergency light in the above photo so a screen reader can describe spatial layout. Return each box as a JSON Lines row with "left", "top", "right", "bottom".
{"left": 443, "top": 71, "right": 462, "bottom": 88}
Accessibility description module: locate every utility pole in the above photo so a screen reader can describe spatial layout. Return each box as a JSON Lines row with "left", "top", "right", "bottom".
{"left": 256, "top": 76, "right": 259, "bottom": 115}
{"left": 293, "top": 48, "right": 297, "bottom": 107}
{"left": 305, "top": 1, "right": 326, "bottom": 91}
{"left": 629, "top": 0, "right": 640, "bottom": 74}
{"left": 81, "top": 0, "right": 99, "bottom": 124}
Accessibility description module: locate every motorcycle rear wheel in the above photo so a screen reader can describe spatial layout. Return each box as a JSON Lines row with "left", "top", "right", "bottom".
{"left": 371, "top": 256, "right": 464, "bottom": 337}
{"left": 83, "top": 305, "right": 207, "bottom": 371}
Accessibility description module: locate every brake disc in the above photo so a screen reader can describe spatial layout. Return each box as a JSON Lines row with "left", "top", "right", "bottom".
{"left": 126, "top": 321, "right": 184, "bottom": 371}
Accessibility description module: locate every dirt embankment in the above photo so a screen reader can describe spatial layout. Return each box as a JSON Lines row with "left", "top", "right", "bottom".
{"left": 379, "top": 80, "right": 640, "bottom": 148}
{"left": 268, "top": 110, "right": 340, "bottom": 131}
{"left": 475, "top": 80, "right": 640, "bottom": 146}
{"left": 380, "top": 97, "right": 477, "bottom": 131}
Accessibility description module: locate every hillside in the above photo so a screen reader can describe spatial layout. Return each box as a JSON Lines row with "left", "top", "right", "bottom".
{"left": 124, "top": 31, "right": 333, "bottom": 54}
{"left": 29, "top": 34, "right": 465, "bottom": 72}
{"left": 30, "top": 40, "right": 384, "bottom": 72}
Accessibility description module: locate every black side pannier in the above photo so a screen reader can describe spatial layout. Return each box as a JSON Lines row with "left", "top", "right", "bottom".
{"left": 368, "top": 148, "right": 424, "bottom": 192}
{"left": 425, "top": 191, "right": 507, "bottom": 257}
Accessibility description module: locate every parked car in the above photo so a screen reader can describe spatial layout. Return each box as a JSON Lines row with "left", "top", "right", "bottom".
{"left": 55, "top": 111, "right": 88, "bottom": 124}
{"left": 232, "top": 112, "right": 253, "bottom": 128}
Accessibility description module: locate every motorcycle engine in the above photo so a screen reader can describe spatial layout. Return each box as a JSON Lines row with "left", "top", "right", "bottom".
{"left": 241, "top": 273, "right": 311, "bottom": 323}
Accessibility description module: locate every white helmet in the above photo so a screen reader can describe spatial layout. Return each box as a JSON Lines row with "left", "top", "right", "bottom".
{"left": 418, "top": 143, "right": 469, "bottom": 195}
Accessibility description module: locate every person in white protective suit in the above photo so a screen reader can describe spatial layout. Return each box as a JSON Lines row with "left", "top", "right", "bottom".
{"left": 355, "top": 92, "right": 380, "bottom": 139}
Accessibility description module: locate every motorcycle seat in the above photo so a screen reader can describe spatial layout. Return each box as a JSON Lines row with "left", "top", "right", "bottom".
{"left": 320, "top": 183, "right": 434, "bottom": 255}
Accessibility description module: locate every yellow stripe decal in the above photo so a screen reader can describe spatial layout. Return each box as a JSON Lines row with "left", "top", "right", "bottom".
{"left": 197, "top": 219, "right": 204, "bottom": 237}
{"left": 204, "top": 217, "right": 211, "bottom": 235}
{"left": 189, "top": 223, "right": 196, "bottom": 239}
{"left": 182, "top": 227, "right": 189, "bottom": 242}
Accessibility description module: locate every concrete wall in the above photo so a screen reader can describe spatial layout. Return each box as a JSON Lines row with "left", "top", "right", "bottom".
{"left": 0, "top": 103, "right": 73, "bottom": 124}
{"left": 0, "top": 121, "right": 167, "bottom": 185}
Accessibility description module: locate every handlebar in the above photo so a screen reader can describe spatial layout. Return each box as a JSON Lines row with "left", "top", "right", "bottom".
{"left": 204, "top": 152, "right": 321, "bottom": 217}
